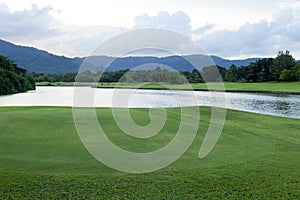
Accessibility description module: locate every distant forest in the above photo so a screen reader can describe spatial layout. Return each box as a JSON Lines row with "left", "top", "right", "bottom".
{"left": 31, "top": 51, "right": 300, "bottom": 84}
{"left": 0, "top": 55, "right": 35, "bottom": 95}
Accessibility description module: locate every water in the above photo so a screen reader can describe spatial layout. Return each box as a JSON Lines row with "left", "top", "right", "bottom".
{"left": 0, "top": 86, "right": 299, "bottom": 118}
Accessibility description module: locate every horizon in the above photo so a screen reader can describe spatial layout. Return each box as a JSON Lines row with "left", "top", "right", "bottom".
{"left": 1, "top": 37, "right": 298, "bottom": 61}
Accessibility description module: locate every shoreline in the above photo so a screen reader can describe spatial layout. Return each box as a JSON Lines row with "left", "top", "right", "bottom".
{"left": 0, "top": 105, "right": 299, "bottom": 119}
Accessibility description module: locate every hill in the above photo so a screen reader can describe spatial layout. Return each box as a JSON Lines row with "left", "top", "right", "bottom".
{"left": 0, "top": 39, "right": 263, "bottom": 73}
{"left": 0, "top": 39, "right": 82, "bottom": 73}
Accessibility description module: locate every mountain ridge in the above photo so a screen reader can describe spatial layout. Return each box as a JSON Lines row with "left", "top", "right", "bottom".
{"left": 0, "top": 39, "right": 265, "bottom": 73}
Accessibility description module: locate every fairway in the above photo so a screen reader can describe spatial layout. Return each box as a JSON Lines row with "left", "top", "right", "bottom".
{"left": 0, "top": 107, "right": 299, "bottom": 199}
{"left": 36, "top": 81, "right": 300, "bottom": 93}
{"left": 106, "top": 82, "right": 300, "bottom": 93}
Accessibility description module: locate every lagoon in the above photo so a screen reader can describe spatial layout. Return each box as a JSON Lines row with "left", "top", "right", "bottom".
{"left": 0, "top": 86, "right": 299, "bottom": 118}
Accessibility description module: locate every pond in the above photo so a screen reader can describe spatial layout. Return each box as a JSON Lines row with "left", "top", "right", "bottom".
{"left": 0, "top": 86, "right": 299, "bottom": 118}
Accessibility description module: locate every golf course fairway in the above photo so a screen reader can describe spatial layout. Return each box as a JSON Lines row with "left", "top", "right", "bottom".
{"left": 0, "top": 107, "right": 299, "bottom": 199}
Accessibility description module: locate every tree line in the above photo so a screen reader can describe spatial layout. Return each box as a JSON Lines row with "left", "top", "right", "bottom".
{"left": 30, "top": 67, "right": 219, "bottom": 84}
{"left": 31, "top": 51, "right": 299, "bottom": 84}
{"left": 226, "top": 51, "right": 300, "bottom": 82}
{"left": 30, "top": 70, "right": 130, "bottom": 83}
{"left": 0, "top": 55, "right": 35, "bottom": 95}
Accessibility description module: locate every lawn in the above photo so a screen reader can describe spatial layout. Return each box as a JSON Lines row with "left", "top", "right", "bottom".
{"left": 0, "top": 107, "right": 299, "bottom": 199}
{"left": 36, "top": 81, "right": 300, "bottom": 93}
{"left": 97, "top": 82, "right": 300, "bottom": 93}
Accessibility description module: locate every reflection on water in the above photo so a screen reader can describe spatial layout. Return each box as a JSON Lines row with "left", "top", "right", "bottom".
{"left": 274, "top": 101, "right": 290, "bottom": 111}
{"left": 216, "top": 92, "right": 300, "bottom": 118}
{"left": 0, "top": 86, "right": 299, "bottom": 119}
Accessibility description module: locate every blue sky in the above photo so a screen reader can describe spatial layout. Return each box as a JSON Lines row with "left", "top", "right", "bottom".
{"left": 0, "top": 0, "right": 299, "bottom": 59}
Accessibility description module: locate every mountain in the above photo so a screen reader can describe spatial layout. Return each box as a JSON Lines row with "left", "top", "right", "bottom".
{"left": 0, "top": 39, "right": 82, "bottom": 73}
{"left": 210, "top": 55, "right": 261, "bottom": 69}
{"left": 0, "top": 39, "right": 263, "bottom": 73}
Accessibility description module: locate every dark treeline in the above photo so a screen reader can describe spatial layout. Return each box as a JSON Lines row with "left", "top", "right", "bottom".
{"left": 30, "top": 70, "right": 130, "bottom": 83}
{"left": 226, "top": 51, "right": 300, "bottom": 82}
{"left": 31, "top": 67, "right": 222, "bottom": 84}
{"left": 0, "top": 55, "right": 35, "bottom": 95}
{"left": 31, "top": 51, "right": 299, "bottom": 84}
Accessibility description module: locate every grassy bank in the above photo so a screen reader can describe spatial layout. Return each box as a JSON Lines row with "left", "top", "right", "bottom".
{"left": 0, "top": 107, "right": 299, "bottom": 199}
{"left": 36, "top": 81, "right": 300, "bottom": 93}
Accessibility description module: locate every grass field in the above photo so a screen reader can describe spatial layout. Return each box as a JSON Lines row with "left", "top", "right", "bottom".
{"left": 36, "top": 81, "right": 300, "bottom": 93}
{"left": 0, "top": 106, "right": 299, "bottom": 199}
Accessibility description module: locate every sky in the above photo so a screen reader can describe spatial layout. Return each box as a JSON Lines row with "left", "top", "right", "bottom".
{"left": 0, "top": 0, "right": 299, "bottom": 59}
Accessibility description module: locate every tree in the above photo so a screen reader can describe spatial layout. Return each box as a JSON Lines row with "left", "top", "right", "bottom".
{"left": 235, "top": 66, "right": 247, "bottom": 82}
{"left": 279, "top": 69, "right": 293, "bottom": 81}
{"left": 292, "top": 64, "right": 300, "bottom": 81}
{"left": 281, "top": 64, "right": 300, "bottom": 81}
{"left": 202, "top": 65, "right": 227, "bottom": 82}
{"left": 225, "top": 64, "right": 238, "bottom": 82}
{"left": 257, "top": 58, "right": 273, "bottom": 82}
{"left": 76, "top": 70, "right": 96, "bottom": 82}
{"left": 0, "top": 55, "right": 35, "bottom": 95}
{"left": 271, "top": 50, "right": 296, "bottom": 81}
{"left": 246, "top": 63, "right": 256, "bottom": 82}
{"left": 190, "top": 69, "right": 203, "bottom": 83}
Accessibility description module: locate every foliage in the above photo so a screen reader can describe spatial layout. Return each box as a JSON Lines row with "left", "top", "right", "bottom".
{"left": 279, "top": 64, "right": 300, "bottom": 81}
{"left": 271, "top": 50, "right": 296, "bottom": 80}
{"left": 118, "top": 67, "right": 187, "bottom": 84}
{"left": 0, "top": 55, "right": 35, "bottom": 95}
{"left": 32, "top": 66, "right": 226, "bottom": 84}
{"left": 202, "top": 65, "right": 227, "bottom": 82}
{"left": 225, "top": 51, "right": 299, "bottom": 82}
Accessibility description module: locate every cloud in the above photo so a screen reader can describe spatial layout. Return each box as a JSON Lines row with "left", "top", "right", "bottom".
{"left": 37, "top": 25, "right": 125, "bottom": 57}
{"left": 0, "top": 3, "right": 124, "bottom": 57}
{"left": 0, "top": 4, "right": 59, "bottom": 39}
{"left": 134, "top": 11, "right": 192, "bottom": 36}
{"left": 1, "top": 8, "right": 194, "bottom": 57}
{"left": 193, "top": 24, "right": 216, "bottom": 35}
{"left": 197, "top": 8, "right": 300, "bottom": 58}
{"left": 0, "top": 3, "right": 299, "bottom": 59}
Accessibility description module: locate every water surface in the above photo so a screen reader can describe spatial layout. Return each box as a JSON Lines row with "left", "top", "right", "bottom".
{"left": 0, "top": 86, "right": 299, "bottom": 119}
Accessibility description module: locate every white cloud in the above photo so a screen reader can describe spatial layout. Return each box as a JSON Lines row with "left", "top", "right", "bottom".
{"left": 193, "top": 24, "right": 216, "bottom": 34}
{"left": 134, "top": 11, "right": 191, "bottom": 36}
{"left": 0, "top": 4, "right": 124, "bottom": 57}
{"left": 0, "top": 4, "right": 59, "bottom": 39}
{"left": 0, "top": 2, "right": 299, "bottom": 59}
{"left": 35, "top": 25, "right": 124, "bottom": 57}
{"left": 197, "top": 8, "right": 300, "bottom": 58}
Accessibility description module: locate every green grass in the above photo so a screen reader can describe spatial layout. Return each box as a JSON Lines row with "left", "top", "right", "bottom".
{"left": 0, "top": 107, "right": 299, "bottom": 199}
{"left": 99, "top": 82, "right": 300, "bottom": 93}
{"left": 36, "top": 81, "right": 300, "bottom": 93}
